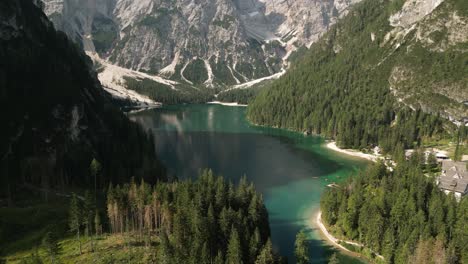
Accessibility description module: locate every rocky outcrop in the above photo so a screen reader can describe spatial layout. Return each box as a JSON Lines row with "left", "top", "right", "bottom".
{"left": 389, "top": 0, "right": 445, "bottom": 27}
{"left": 43, "top": 0, "right": 360, "bottom": 87}
{"left": 384, "top": 0, "right": 468, "bottom": 121}
{"left": 261, "top": 0, "right": 362, "bottom": 47}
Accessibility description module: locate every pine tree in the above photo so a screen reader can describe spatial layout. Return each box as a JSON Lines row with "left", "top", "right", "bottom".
{"left": 455, "top": 197, "right": 468, "bottom": 263}
{"left": 21, "top": 250, "right": 43, "bottom": 264}
{"left": 426, "top": 152, "right": 438, "bottom": 172}
{"left": 215, "top": 176, "right": 226, "bottom": 210}
{"left": 328, "top": 253, "right": 339, "bottom": 264}
{"left": 89, "top": 158, "right": 102, "bottom": 196}
{"left": 226, "top": 227, "right": 242, "bottom": 264}
{"left": 206, "top": 203, "right": 216, "bottom": 255}
{"left": 42, "top": 230, "right": 61, "bottom": 264}
{"left": 214, "top": 250, "right": 224, "bottom": 264}
{"left": 295, "top": 229, "right": 310, "bottom": 264}
{"left": 249, "top": 228, "right": 262, "bottom": 263}
{"left": 83, "top": 190, "right": 94, "bottom": 237}
{"left": 158, "top": 231, "right": 173, "bottom": 264}
{"left": 69, "top": 193, "right": 82, "bottom": 254}
{"left": 94, "top": 210, "right": 101, "bottom": 236}
{"left": 255, "top": 239, "right": 276, "bottom": 264}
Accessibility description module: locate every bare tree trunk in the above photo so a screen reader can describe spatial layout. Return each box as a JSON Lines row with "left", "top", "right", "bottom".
{"left": 78, "top": 229, "right": 82, "bottom": 255}
{"left": 94, "top": 173, "right": 97, "bottom": 201}
{"left": 7, "top": 182, "right": 13, "bottom": 207}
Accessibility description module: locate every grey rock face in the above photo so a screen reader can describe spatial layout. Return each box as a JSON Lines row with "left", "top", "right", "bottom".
{"left": 43, "top": 0, "right": 360, "bottom": 86}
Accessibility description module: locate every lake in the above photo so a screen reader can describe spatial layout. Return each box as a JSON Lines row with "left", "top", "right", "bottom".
{"left": 129, "top": 104, "right": 369, "bottom": 263}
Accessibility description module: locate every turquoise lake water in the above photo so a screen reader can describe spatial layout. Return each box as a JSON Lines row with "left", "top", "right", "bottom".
{"left": 129, "top": 104, "right": 369, "bottom": 263}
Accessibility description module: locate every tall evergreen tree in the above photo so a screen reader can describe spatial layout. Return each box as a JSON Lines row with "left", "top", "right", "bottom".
{"left": 226, "top": 227, "right": 242, "bottom": 264}
{"left": 94, "top": 210, "right": 101, "bottom": 236}
{"left": 42, "top": 230, "right": 61, "bottom": 264}
{"left": 158, "top": 232, "right": 173, "bottom": 264}
{"left": 89, "top": 158, "right": 102, "bottom": 197}
{"left": 83, "top": 190, "right": 95, "bottom": 237}
{"left": 69, "top": 193, "right": 82, "bottom": 255}
{"left": 249, "top": 228, "right": 262, "bottom": 263}
{"left": 214, "top": 250, "right": 224, "bottom": 264}
{"left": 255, "top": 239, "right": 276, "bottom": 264}
{"left": 328, "top": 253, "right": 339, "bottom": 264}
{"left": 295, "top": 229, "right": 310, "bottom": 264}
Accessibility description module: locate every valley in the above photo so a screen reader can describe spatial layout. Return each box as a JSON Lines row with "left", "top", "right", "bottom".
{"left": 1, "top": 0, "right": 467, "bottom": 263}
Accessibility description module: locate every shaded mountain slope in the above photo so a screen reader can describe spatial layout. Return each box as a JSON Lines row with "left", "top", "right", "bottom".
{"left": 0, "top": 0, "right": 166, "bottom": 203}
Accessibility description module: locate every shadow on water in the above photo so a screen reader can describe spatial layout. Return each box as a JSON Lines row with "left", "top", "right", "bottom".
{"left": 151, "top": 131, "right": 347, "bottom": 190}
{"left": 129, "top": 105, "right": 369, "bottom": 263}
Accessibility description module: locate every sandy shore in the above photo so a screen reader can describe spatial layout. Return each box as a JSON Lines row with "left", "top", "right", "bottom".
{"left": 207, "top": 101, "right": 248, "bottom": 107}
{"left": 312, "top": 210, "right": 384, "bottom": 261}
{"left": 314, "top": 142, "right": 388, "bottom": 261}
{"left": 326, "top": 142, "right": 378, "bottom": 162}
{"left": 314, "top": 211, "right": 355, "bottom": 253}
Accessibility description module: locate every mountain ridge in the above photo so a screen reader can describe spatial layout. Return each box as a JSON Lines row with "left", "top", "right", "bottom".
{"left": 42, "top": 0, "right": 361, "bottom": 88}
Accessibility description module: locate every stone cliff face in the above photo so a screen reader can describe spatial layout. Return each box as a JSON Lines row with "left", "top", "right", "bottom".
{"left": 43, "top": 0, "right": 360, "bottom": 86}
{"left": 260, "top": 0, "right": 362, "bottom": 47}
{"left": 384, "top": 0, "right": 468, "bottom": 121}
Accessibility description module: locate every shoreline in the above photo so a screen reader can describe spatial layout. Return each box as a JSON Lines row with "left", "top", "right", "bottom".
{"left": 314, "top": 211, "right": 355, "bottom": 253}
{"left": 312, "top": 210, "right": 384, "bottom": 261}
{"left": 325, "top": 141, "right": 378, "bottom": 162}
{"left": 206, "top": 101, "right": 248, "bottom": 107}
{"left": 316, "top": 142, "right": 388, "bottom": 261}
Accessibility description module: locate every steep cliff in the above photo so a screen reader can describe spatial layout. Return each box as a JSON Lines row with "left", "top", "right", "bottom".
{"left": 384, "top": 0, "right": 468, "bottom": 121}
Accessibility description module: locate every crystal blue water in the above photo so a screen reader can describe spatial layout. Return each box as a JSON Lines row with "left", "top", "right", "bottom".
{"left": 129, "top": 104, "right": 369, "bottom": 263}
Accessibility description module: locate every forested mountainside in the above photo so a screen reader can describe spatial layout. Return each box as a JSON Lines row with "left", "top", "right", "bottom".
{"left": 321, "top": 153, "right": 468, "bottom": 263}
{"left": 248, "top": 0, "right": 467, "bottom": 152}
{"left": 42, "top": 0, "right": 360, "bottom": 86}
{"left": 0, "top": 0, "right": 166, "bottom": 204}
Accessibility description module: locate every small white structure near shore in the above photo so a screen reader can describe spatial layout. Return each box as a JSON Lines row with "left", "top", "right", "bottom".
{"left": 405, "top": 149, "right": 449, "bottom": 162}
{"left": 435, "top": 152, "right": 449, "bottom": 161}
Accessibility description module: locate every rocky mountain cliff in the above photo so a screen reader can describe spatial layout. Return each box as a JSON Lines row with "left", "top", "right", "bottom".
{"left": 384, "top": 0, "right": 468, "bottom": 122}
{"left": 42, "top": 0, "right": 360, "bottom": 87}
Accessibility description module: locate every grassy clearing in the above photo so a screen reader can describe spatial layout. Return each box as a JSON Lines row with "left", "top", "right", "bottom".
{"left": 0, "top": 191, "right": 160, "bottom": 264}
{"left": 0, "top": 200, "right": 68, "bottom": 257}
{"left": 5, "top": 234, "right": 160, "bottom": 264}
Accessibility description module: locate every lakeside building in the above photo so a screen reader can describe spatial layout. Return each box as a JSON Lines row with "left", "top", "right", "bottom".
{"left": 437, "top": 160, "right": 468, "bottom": 201}
{"left": 404, "top": 149, "right": 449, "bottom": 162}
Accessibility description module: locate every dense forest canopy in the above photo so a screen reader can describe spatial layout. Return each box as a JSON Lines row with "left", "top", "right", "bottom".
{"left": 216, "top": 86, "right": 266, "bottom": 105}
{"left": 26, "top": 170, "right": 284, "bottom": 263}
{"left": 104, "top": 170, "right": 282, "bottom": 263}
{"left": 321, "top": 154, "right": 468, "bottom": 263}
{"left": 123, "top": 77, "right": 215, "bottom": 104}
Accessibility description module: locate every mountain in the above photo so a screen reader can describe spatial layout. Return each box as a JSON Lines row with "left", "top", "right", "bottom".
{"left": 0, "top": 0, "right": 166, "bottom": 204}
{"left": 42, "top": 0, "right": 361, "bottom": 87}
{"left": 248, "top": 0, "right": 467, "bottom": 150}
